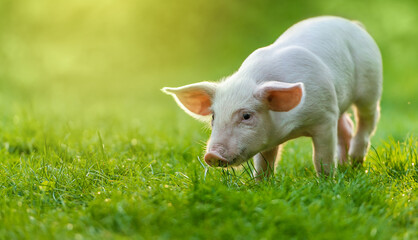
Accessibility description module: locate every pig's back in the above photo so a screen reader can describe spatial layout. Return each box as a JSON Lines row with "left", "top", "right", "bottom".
{"left": 272, "top": 16, "right": 382, "bottom": 113}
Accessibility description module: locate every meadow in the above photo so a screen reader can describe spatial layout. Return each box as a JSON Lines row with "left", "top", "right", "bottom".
{"left": 0, "top": 0, "right": 417, "bottom": 239}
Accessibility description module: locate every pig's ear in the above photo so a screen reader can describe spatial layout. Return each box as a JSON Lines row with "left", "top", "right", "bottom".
{"left": 254, "top": 81, "right": 304, "bottom": 112}
{"left": 162, "top": 82, "right": 217, "bottom": 120}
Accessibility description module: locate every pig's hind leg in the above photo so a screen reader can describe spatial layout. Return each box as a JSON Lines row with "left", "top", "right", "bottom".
{"left": 337, "top": 113, "right": 354, "bottom": 164}
{"left": 348, "top": 51, "right": 382, "bottom": 166}
{"left": 349, "top": 103, "right": 380, "bottom": 166}
{"left": 253, "top": 145, "right": 281, "bottom": 180}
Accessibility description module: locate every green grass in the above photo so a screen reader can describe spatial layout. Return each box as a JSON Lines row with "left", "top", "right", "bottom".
{"left": 0, "top": 110, "right": 417, "bottom": 239}
{"left": 1, "top": 0, "right": 418, "bottom": 239}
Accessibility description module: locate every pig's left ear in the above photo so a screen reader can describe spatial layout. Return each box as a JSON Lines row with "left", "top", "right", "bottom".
{"left": 162, "top": 82, "right": 217, "bottom": 120}
{"left": 254, "top": 81, "right": 304, "bottom": 112}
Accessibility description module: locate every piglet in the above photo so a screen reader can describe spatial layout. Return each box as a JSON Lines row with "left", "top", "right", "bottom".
{"left": 163, "top": 16, "right": 382, "bottom": 178}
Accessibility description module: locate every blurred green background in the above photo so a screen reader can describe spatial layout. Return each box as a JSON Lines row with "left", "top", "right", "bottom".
{"left": 0, "top": 0, "right": 417, "bottom": 142}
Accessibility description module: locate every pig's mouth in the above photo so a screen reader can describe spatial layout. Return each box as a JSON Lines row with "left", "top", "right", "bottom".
{"left": 204, "top": 149, "right": 249, "bottom": 167}
{"left": 204, "top": 152, "right": 231, "bottom": 167}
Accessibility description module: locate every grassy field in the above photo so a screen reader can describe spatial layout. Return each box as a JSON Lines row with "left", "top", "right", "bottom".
{"left": 0, "top": 0, "right": 417, "bottom": 239}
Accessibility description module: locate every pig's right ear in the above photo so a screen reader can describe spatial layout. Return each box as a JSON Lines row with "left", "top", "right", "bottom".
{"left": 162, "top": 82, "right": 217, "bottom": 120}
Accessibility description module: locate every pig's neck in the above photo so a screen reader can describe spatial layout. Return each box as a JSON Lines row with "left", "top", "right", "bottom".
{"left": 269, "top": 110, "right": 305, "bottom": 145}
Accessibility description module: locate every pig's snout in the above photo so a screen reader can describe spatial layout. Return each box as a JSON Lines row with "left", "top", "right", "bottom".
{"left": 204, "top": 151, "right": 229, "bottom": 167}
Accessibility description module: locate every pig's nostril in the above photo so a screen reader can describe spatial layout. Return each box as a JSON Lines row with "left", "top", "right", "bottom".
{"left": 204, "top": 152, "right": 228, "bottom": 167}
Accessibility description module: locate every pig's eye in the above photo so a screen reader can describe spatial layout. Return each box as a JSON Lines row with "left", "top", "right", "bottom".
{"left": 242, "top": 113, "right": 251, "bottom": 120}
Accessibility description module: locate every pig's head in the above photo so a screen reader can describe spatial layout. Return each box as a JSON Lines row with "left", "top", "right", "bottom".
{"left": 162, "top": 79, "right": 303, "bottom": 167}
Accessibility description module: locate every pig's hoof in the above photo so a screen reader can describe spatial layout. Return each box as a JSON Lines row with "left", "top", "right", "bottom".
{"left": 351, "top": 157, "right": 364, "bottom": 168}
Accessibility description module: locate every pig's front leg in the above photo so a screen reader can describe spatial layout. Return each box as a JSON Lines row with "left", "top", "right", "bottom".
{"left": 311, "top": 122, "right": 338, "bottom": 176}
{"left": 253, "top": 146, "right": 280, "bottom": 180}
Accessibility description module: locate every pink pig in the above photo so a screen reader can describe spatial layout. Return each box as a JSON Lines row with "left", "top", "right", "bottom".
{"left": 163, "top": 16, "right": 382, "bottom": 178}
